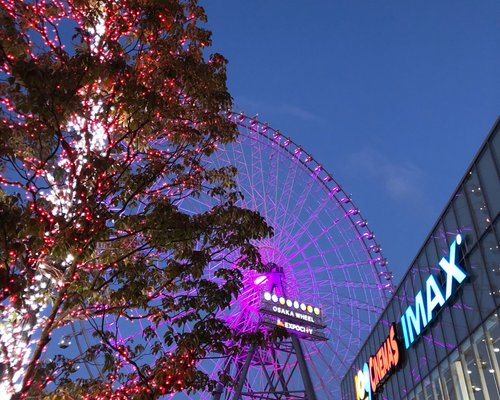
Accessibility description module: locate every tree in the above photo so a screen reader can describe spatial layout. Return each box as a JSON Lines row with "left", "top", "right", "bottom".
{"left": 0, "top": 0, "right": 272, "bottom": 398}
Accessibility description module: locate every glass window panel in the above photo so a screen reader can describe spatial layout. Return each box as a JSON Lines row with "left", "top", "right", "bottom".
{"left": 347, "top": 377, "right": 355, "bottom": 400}
{"left": 414, "top": 384, "right": 424, "bottom": 400}
{"left": 423, "top": 376, "right": 433, "bottom": 399}
{"left": 441, "top": 358, "right": 457, "bottom": 400}
{"left": 463, "top": 342, "right": 486, "bottom": 400}
{"left": 405, "top": 271, "right": 423, "bottom": 390}
{"left": 391, "top": 291, "right": 412, "bottom": 398}
{"left": 360, "top": 344, "right": 370, "bottom": 376}
{"left": 371, "top": 321, "right": 388, "bottom": 396}
{"left": 374, "top": 322, "right": 384, "bottom": 354}
{"left": 425, "top": 238, "right": 440, "bottom": 272}
{"left": 464, "top": 168, "right": 491, "bottom": 234}
{"left": 475, "top": 329, "right": 500, "bottom": 400}
{"left": 381, "top": 377, "right": 393, "bottom": 400}
{"left": 433, "top": 221, "right": 449, "bottom": 255}
{"left": 456, "top": 248, "right": 486, "bottom": 333}
{"left": 491, "top": 126, "right": 500, "bottom": 163}
{"left": 450, "top": 350, "right": 471, "bottom": 400}
{"left": 482, "top": 228, "right": 500, "bottom": 308}
{"left": 476, "top": 239, "right": 500, "bottom": 320}
{"left": 485, "top": 314, "right": 500, "bottom": 393}
{"left": 431, "top": 371, "right": 447, "bottom": 400}
{"left": 386, "top": 300, "right": 406, "bottom": 398}
{"left": 428, "top": 322, "right": 448, "bottom": 370}
{"left": 414, "top": 254, "right": 432, "bottom": 380}
{"left": 395, "top": 350, "right": 411, "bottom": 397}
{"left": 405, "top": 332, "right": 421, "bottom": 389}
{"left": 417, "top": 250, "right": 431, "bottom": 275}
{"left": 418, "top": 250, "right": 440, "bottom": 375}
{"left": 391, "top": 370, "right": 408, "bottom": 399}
{"left": 386, "top": 298, "right": 398, "bottom": 327}
{"left": 452, "top": 189, "right": 477, "bottom": 251}
{"left": 389, "top": 380, "right": 399, "bottom": 399}
{"left": 450, "top": 288, "right": 476, "bottom": 345}
{"left": 476, "top": 147, "right": 500, "bottom": 219}
{"left": 438, "top": 302, "right": 459, "bottom": 352}
{"left": 414, "top": 262, "right": 431, "bottom": 381}
{"left": 442, "top": 206, "right": 460, "bottom": 244}
{"left": 415, "top": 340, "right": 429, "bottom": 385}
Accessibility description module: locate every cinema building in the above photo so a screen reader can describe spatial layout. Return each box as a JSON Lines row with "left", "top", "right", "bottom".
{"left": 341, "top": 118, "right": 500, "bottom": 400}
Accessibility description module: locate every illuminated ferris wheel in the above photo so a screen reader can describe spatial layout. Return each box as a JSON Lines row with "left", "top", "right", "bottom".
{"left": 182, "top": 113, "right": 395, "bottom": 399}
{"left": 54, "top": 113, "right": 394, "bottom": 399}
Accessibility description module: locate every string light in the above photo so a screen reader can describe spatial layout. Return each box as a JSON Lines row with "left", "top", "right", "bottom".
{"left": 0, "top": 0, "right": 240, "bottom": 397}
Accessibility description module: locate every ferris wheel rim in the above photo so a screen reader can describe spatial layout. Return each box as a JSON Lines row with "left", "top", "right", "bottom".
{"left": 226, "top": 111, "right": 392, "bottom": 283}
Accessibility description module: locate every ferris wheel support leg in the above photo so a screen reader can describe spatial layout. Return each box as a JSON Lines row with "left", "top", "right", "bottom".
{"left": 291, "top": 335, "right": 317, "bottom": 400}
{"left": 231, "top": 344, "right": 256, "bottom": 400}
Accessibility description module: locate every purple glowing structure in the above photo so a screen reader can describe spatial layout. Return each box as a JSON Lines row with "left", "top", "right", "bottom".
{"left": 60, "top": 113, "right": 394, "bottom": 399}
{"left": 186, "top": 113, "right": 394, "bottom": 399}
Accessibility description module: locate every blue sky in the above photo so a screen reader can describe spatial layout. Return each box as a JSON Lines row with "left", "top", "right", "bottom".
{"left": 201, "top": 0, "right": 500, "bottom": 284}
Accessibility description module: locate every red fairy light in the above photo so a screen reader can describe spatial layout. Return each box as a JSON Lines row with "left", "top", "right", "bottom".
{"left": 0, "top": 0, "right": 233, "bottom": 396}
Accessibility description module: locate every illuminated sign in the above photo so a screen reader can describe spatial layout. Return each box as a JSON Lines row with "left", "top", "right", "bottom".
{"left": 354, "top": 324, "right": 401, "bottom": 400}
{"left": 259, "top": 292, "right": 326, "bottom": 340}
{"left": 277, "top": 318, "right": 314, "bottom": 335}
{"left": 262, "top": 316, "right": 327, "bottom": 341}
{"left": 259, "top": 292, "right": 325, "bottom": 328}
{"left": 354, "top": 234, "right": 468, "bottom": 398}
{"left": 400, "top": 234, "right": 467, "bottom": 349}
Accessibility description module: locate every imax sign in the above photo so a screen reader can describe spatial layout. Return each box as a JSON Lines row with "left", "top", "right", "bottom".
{"left": 354, "top": 234, "right": 468, "bottom": 399}
{"left": 400, "top": 234, "right": 467, "bottom": 349}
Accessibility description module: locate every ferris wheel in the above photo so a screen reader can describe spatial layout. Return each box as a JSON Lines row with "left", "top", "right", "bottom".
{"left": 188, "top": 113, "right": 394, "bottom": 399}
{"left": 49, "top": 113, "right": 393, "bottom": 399}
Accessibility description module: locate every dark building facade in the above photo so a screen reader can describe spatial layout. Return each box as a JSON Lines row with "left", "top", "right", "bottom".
{"left": 341, "top": 118, "right": 500, "bottom": 400}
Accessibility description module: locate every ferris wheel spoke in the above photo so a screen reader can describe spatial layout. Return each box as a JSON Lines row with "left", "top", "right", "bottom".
{"left": 281, "top": 216, "right": 356, "bottom": 259}
{"left": 250, "top": 135, "right": 270, "bottom": 217}
{"left": 266, "top": 141, "right": 282, "bottom": 236}
{"left": 230, "top": 137, "right": 256, "bottom": 210}
{"left": 247, "top": 140, "right": 269, "bottom": 214}
{"left": 273, "top": 227, "right": 374, "bottom": 292}
{"left": 334, "top": 295, "right": 385, "bottom": 314}
{"left": 269, "top": 159, "right": 300, "bottom": 245}
{"left": 310, "top": 340, "right": 347, "bottom": 381}
{"left": 288, "top": 258, "right": 376, "bottom": 272}
{"left": 278, "top": 189, "right": 343, "bottom": 244}
{"left": 303, "top": 350, "right": 333, "bottom": 399}
{"left": 275, "top": 168, "right": 317, "bottom": 246}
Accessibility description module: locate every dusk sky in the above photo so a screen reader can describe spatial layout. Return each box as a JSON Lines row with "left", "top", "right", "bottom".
{"left": 201, "top": 0, "right": 500, "bottom": 284}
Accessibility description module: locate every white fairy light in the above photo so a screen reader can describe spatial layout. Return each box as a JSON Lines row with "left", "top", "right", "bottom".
{"left": 2, "top": 8, "right": 114, "bottom": 397}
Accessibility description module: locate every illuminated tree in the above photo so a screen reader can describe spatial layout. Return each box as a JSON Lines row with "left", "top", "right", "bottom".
{"left": 0, "top": 0, "right": 272, "bottom": 398}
